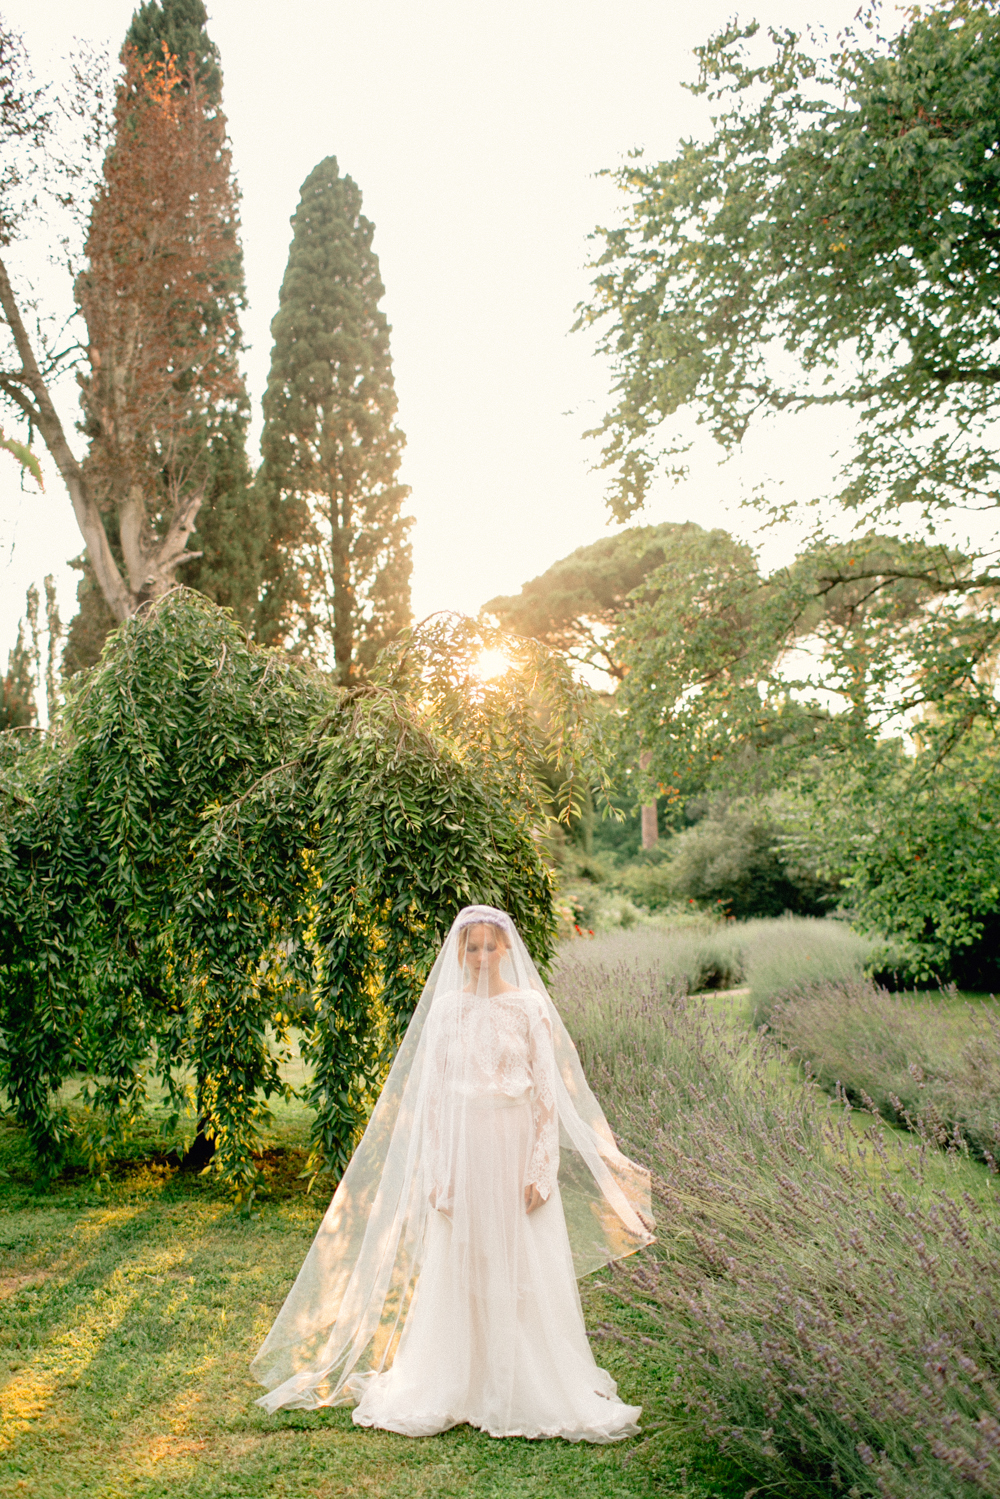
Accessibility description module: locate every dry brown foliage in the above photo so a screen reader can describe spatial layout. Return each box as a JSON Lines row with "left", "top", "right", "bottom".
{"left": 76, "top": 43, "right": 245, "bottom": 606}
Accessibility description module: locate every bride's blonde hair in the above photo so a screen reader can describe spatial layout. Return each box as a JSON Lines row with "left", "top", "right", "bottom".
{"left": 457, "top": 920, "right": 511, "bottom": 962}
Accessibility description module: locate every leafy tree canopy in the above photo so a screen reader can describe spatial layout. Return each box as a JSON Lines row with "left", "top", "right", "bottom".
{"left": 0, "top": 594, "right": 607, "bottom": 1194}
{"left": 574, "top": 0, "right": 1000, "bottom": 977}
{"left": 125, "top": 0, "right": 222, "bottom": 103}
{"left": 484, "top": 522, "right": 702, "bottom": 682}
{"left": 782, "top": 732, "right": 1000, "bottom": 986}
{"left": 611, "top": 525, "right": 998, "bottom": 795}
{"left": 580, "top": 0, "right": 1000, "bottom": 535}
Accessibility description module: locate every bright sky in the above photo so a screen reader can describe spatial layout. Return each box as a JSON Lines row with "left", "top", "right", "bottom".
{"left": 0, "top": 0, "right": 887, "bottom": 668}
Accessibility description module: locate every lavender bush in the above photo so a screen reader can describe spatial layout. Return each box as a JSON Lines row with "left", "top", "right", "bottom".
{"left": 552, "top": 955, "right": 1000, "bottom": 1498}
{"left": 769, "top": 978, "right": 1000, "bottom": 1168}
{"left": 558, "top": 915, "right": 876, "bottom": 1016}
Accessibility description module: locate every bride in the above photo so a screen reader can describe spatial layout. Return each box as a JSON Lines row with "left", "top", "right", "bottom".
{"left": 251, "top": 905, "right": 654, "bottom": 1442}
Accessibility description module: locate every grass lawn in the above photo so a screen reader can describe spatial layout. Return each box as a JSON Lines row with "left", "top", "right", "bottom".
{"left": 0, "top": 1118, "right": 752, "bottom": 1499}
{"left": 5, "top": 975, "right": 995, "bottom": 1499}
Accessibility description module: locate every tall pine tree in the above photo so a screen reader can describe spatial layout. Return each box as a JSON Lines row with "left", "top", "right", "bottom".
{"left": 258, "top": 157, "right": 411, "bottom": 679}
{"left": 65, "top": 0, "right": 261, "bottom": 673}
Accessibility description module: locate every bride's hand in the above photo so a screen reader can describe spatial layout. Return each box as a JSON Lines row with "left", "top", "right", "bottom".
{"left": 428, "top": 1185, "right": 453, "bottom": 1219}
{"left": 524, "top": 1183, "right": 545, "bottom": 1214}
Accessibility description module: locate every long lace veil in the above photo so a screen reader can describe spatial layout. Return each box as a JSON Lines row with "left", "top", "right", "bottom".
{"left": 250, "top": 905, "right": 653, "bottom": 1412}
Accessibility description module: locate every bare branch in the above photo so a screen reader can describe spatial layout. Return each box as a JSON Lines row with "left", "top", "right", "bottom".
{"left": 0, "top": 251, "right": 131, "bottom": 619}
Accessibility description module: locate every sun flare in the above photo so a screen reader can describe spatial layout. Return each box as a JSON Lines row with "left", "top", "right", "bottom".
{"left": 473, "top": 649, "right": 513, "bottom": 681}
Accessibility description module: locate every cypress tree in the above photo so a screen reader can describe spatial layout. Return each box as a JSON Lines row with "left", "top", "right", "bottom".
{"left": 65, "top": 0, "right": 262, "bottom": 671}
{"left": 123, "top": 0, "right": 262, "bottom": 628}
{"left": 258, "top": 157, "right": 411, "bottom": 679}
{"left": 125, "top": 0, "right": 222, "bottom": 99}
{"left": 0, "top": 580, "right": 60, "bottom": 730}
{"left": 0, "top": 618, "right": 36, "bottom": 731}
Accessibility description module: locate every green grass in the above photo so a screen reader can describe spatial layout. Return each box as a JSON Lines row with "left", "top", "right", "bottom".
{"left": 0, "top": 1123, "right": 752, "bottom": 1499}
{"left": 9, "top": 920, "right": 993, "bottom": 1498}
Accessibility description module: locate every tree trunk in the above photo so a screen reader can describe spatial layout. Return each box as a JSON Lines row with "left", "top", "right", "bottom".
{"left": 639, "top": 749, "right": 658, "bottom": 850}
{"left": 0, "top": 255, "right": 134, "bottom": 622}
{"left": 331, "top": 491, "right": 355, "bottom": 684}
{"left": 0, "top": 255, "right": 210, "bottom": 624}
{"left": 181, "top": 1120, "right": 216, "bottom": 1173}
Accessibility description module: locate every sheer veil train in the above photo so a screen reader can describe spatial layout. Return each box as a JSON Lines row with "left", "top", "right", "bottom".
{"left": 251, "top": 905, "right": 654, "bottom": 1441}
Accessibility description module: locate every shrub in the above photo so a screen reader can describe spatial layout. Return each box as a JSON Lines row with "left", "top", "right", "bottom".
{"left": 558, "top": 914, "right": 876, "bottom": 1006}
{"left": 617, "top": 858, "right": 676, "bottom": 911}
{"left": 552, "top": 957, "right": 1000, "bottom": 1499}
{"left": 0, "top": 597, "right": 603, "bottom": 1192}
{"left": 769, "top": 978, "right": 1000, "bottom": 1166}
{"left": 788, "top": 736, "right": 1000, "bottom": 989}
{"left": 741, "top": 916, "right": 879, "bottom": 1027}
{"left": 664, "top": 801, "right": 838, "bottom": 919}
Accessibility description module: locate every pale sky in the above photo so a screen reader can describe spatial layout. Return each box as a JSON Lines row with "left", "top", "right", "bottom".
{"left": 0, "top": 0, "right": 883, "bottom": 671}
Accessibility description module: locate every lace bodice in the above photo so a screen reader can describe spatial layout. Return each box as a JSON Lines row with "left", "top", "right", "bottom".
{"left": 426, "top": 988, "right": 559, "bottom": 1202}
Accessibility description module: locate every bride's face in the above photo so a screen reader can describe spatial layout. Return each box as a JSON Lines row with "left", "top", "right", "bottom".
{"left": 462, "top": 925, "right": 506, "bottom": 989}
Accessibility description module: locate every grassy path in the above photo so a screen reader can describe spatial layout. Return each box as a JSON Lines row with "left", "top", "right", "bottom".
{"left": 0, "top": 1127, "right": 749, "bottom": 1499}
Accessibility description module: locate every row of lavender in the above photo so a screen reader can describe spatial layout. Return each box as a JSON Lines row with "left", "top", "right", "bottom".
{"left": 553, "top": 941, "right": 1000, "bottom": 1499}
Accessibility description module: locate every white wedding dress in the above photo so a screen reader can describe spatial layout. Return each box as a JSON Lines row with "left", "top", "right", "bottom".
{"left": 352, "top": 987, "right": 640, "bottom": 1440}
{"left": 250, "top": 906, "right": 653, "bottom": 1442}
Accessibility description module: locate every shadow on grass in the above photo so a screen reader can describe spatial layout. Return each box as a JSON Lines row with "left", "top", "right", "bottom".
{"left": 0, "top": 1123, "right": 756, "bottom": 1499}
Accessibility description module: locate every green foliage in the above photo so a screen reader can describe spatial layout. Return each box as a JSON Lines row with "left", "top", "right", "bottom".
{"left": 608, "top": 523, "right": 998, "bottom": 795}
{"left": 485, "top": 522, "right": 699, "bottom": 683}
{"left": 0, "top": 593, "right": 606, "bottom": 1192}
{"left": 607, "top": 523, "right": 788, "bottom": 799}
{"left": 792, "top": 735, "right": 1000, "bottom": 986}
{"left": 580, "top": 1, "right": 1000, "bottom": 527}
{"left": 0, "top": 426, "right": 42, "bottom": 488}
{"left": 258, "top": 157, "right": 411, "bottom": 676}
{"left": 576, "top": 2, "right": 1000, "bottom": 917}
{"left": 614, "top": 855, "right": 675, "bottom": 913}
{"left": 664, "top": 799, "right": 838, "bottom": 920}
{"left": 125, "top": 0, "right": 222, "bottom": 102}
{"left": 182, "top": 425, "right": 264, "bottom": 635}
{"left": 498, "top": 511, "right": 998, "bottom": 984}
{"left": 62, "top": 554, "right": 118, "bottom": 676}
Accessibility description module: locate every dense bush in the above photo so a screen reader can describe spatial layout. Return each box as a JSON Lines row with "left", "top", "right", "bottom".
{"left": 552, "top": 953, "right": 1000, "bottom": 1499}
{"left": 616, "top": 855, "right": 676, "bottom": 912}
{"left": 664, "top": 800, "right": 838, "bottom": 919}
{"left": 0, "top": 594, "right": 602, "bottom": 1193}
{"left": 787, "top": 738, "right": 1000, "bottom": 989}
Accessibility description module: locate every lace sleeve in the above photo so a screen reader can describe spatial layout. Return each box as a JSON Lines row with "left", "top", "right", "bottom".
{"left": 526, "top": 1002, "right": 559, "bottom": 1201}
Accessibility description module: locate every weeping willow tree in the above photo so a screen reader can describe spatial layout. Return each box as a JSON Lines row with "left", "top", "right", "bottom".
{"left": 0, "top": 593, "right": 606, "bottom": 1196}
